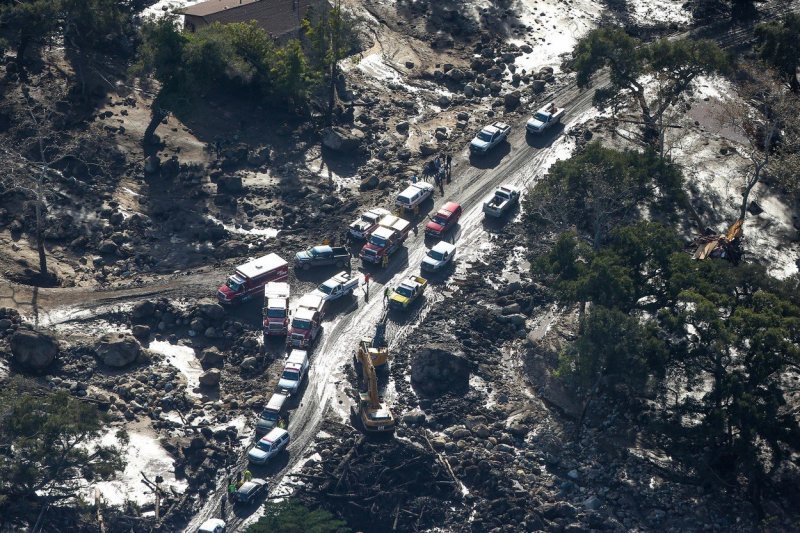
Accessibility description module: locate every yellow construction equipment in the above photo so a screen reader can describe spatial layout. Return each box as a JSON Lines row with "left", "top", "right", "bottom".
{"left": 356, "top": 342, "right": 395, "bottom": 433}
{"left": 357, "top": 310, "right": 390, "bottom": 367}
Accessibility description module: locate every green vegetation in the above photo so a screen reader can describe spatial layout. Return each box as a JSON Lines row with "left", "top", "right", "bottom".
{"left": 248, "top": 501, "right": 350, "bottom": 533}
{"left": 0, "top": 378, "right": 127, "bottom": 521}
{"left": 573, "top": 29, "right": 728, "bottom": 151}
{"left": 755, "top": 13, "right": 800, "bottom": 92}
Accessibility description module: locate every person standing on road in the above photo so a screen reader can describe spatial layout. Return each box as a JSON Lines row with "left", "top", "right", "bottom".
{"left": 438, "top": 171, "right": 445, "bottom": 195}
{"left": 243, "top": 469, "right": 252, "bottom": 482}
{"left": 446, "top": 154, "right": 452, "bottom": 182}
{"left": 382, "top": 255, "right": 389, "bottom": 269}
{"left": 384, "top": 286, "right": 390, "bottom": 306}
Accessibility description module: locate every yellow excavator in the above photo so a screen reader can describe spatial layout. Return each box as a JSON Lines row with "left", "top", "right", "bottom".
{"left": 356, "top": 343, "right": 395, "bottom": 433}
{"left": 357, "top": 310, "right": 390, "bottom": 367}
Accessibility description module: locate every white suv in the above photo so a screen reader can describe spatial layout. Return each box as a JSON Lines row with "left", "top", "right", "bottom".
{"left": 248, "top": 428, "right": 290, "bottom": 465}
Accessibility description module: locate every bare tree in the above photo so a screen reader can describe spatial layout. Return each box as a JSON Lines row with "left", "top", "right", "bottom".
{"left": 719, "top": 63, "right": 800, "bottom": 221}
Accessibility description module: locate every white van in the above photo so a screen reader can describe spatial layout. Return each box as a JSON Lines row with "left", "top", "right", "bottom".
{"left": 278, "top": 349, "right": 309, "bottom": 395}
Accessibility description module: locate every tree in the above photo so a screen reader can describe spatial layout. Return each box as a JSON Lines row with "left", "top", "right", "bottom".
{"left": 718, "top": 63, "right": 800, "bottom": 219}
{"left": 248, "top": 501, "right": 349, "bottom": 533}
{"left": 0, "top": 0, "right": 61, "bottom": 75}
{"left": 0, "top": 378, "right": 127, "bottom": 519}
{"left": 302, "top": 1, "right": 355, "bottom": 122}
{"left": 755, "top": 13, "right": 800, "bottom": 92}
{"left": 573, "top": 29, "right": 728, "bottom": 153}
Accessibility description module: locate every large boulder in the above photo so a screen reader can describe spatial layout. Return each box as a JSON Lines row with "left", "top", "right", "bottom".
{"left": 197, "top": 303, "right": 226, "bottom": 322}
{"left": 132, "top": 300, "right": 156, "bottom": 320}
{"left": 411, "top": 346, "right": 470, "bottom": 397}
{"left": 96, "top": 332, "right": 142, "bottom": 368}
{"left": 322, "top": 127, "right": 364, "bottom": 152}
{"left": 199, "top": 369, "right": 221, "bottom": 387}
{"left": 11, "top": 330, "right": 58, "bottom": 370}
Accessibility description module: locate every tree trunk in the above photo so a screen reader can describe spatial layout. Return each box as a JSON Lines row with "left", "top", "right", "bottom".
{"left": 35, "top": 194, "right": 47, "bottom": 279}
{"left": 327, "top": 62, "right": 337, "bottom": 125}
{"left": 739, "top": 165, "right": 762, "bottom": 221}
{"left": 144, "top": 107, "right": 167, "bottom": 147}
{"left": 16, "top": 37, "right": 29, "bottom": 76}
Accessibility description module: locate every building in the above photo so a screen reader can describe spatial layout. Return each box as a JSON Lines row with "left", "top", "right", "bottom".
{"left": 181, "top": 0, "right": 320, "bottom": 40}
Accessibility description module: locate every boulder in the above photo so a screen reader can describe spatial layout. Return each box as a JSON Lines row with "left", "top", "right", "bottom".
{"left": 98, "top": 240, "right": 118, "bottom": 255}
{"left": 199, "top": 369, "right": 221, "bottom": 387}
{"left": 419, "top": 142, "right": 438, "bottom": 156}
{"left": 132, "top": 300, "right": 156, "bottom": 320}
{"left": 531, "top": 79, "right": 546, "bottom": 93}
{"left": 11, "top": 329, "right": 58, "bottom": 370}
{"left": 396, "top": 121, "right": 410, "bottom": 134}
{"left": 217, "top": 175, "right": 244, "bottom": 194}
{"left": 241, "top": 356, "right": 258, "bottom": 371}
{"left": 96, "top": 332, "right": 142, "bottom": 368}
{"left": 446, "top": 68, "right": 465, "bottom": 82}
{"left": 322, "top": 127, "right": 365, "bottom": 152}
{"left": 197, "top": 303, "right": 226, "bottom": 321}
{"left": 402, "top": 410, "right": 427, "bottom": 425}
{"left": 132, "top": 324, "right": 151, "bottom": 340}
{"left": 200, "top": 347, "right": 224, "bottom": 367}
{"left": 504, "top": 91, "right": 521, "bottom": 110}
{"left": 437, "top": 94, "right": 451, "bottom": 108}
{"left": 411, "top": 346, "right": 470, "bottom": 397}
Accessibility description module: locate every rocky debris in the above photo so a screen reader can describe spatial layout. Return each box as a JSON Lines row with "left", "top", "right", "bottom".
{"left": 10, "top": 329, "right": 58, "bottom": 370}
{"left": 199, "top": 369, "right": 221, "bottom": 387}
{"left": 411, "top": 346, "right": 470, "bottom": 397}
{"left": 322, "top": 127, "right": 365, "bottom": 152}
{"left": 95, "top": 332, "right": 143, "bottom": 368}
{"left": 199, "top": 347, "right": 224, "bottom": 368}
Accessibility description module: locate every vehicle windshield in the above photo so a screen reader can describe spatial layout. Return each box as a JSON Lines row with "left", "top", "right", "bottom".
{"left": 308, "top": 247, "right": 318, "bottom": 257}
{"left": 369, "top": 235, "right": 387, "bottom": 247}
{"left": 534, "top": 112, "right": 549, "bottom": 122}
{"left": 282, "top": 370, "right": 299, "bottom": 381}
{"left": 428, "top": 250, "right": 445, "bottom": 261}
{"left": 361, "top": 214, "right": 375, "bottom": 223}
{"left": 317, "top": 284, "right": 334, "bottom": 295}
{"left": 397, "top": 196, "right": 410, "bottom": 204}
{"left": 260, "top": 410, "right": 278, "bottom": 421}
{"left": 267, "top": 309, "right": 285, "bottom": 318}
{"left": 496, "top": 191, "right": 510, "bottom": 200}
{"left": 477, "top": 131, "right": 493, "bottom": 142}
{"left": 291, "top": 318, "right": 312, "bottom": 330}
{"left": 256, "top": 440, "right": 273, "bottom": 451}
{"left": 396, "top": 286, "right": 414, "bottom": 298}
{"left": 432, "top": 215, "right": 448, "bottom": 225}
{"left": 225, "top": 278, "right": 242, "bottom": 291}
{"left": 362, "top": 248, "right": 377, "bottom": 256}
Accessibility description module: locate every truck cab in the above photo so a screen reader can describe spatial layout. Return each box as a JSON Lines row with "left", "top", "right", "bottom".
{"left": 311, "top": 271, "right": 359, "bottom": 302}
{"left": 263, "top": 282, "right": 290, "bottom": 336}
{"left": 217, "top": 254, "right": 288, "bottom": 305}
{"left": 278, "top": 349, "right": 310, "bottom": 395}
{"left": 286, "top": 295, "right": 324, "bottom": 349}
{"left": 425, "top": 201, "right": 462, "bottom": 237}
{"left": 360, "top": 226, "right": 400, "bottom": 265}
{"left": 349, "top": 208, "right": 392, "bottom": 240}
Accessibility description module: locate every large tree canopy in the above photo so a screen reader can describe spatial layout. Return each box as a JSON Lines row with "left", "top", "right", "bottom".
{"left": 755, "top": 13, "right": 800, "bottom": 92}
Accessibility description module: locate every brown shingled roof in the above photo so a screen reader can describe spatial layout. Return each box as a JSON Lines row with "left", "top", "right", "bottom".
{"left": 182, "top": 0, "right": 261, "bottom": 17}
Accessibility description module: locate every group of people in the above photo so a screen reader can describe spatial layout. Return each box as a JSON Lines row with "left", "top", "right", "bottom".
{"left": 417, "top": 152, "right": 453, "bottom": 195}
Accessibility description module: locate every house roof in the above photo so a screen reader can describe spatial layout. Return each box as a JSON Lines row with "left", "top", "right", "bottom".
{"left": 182, "top": 0, "right": 261, "bottom": 17}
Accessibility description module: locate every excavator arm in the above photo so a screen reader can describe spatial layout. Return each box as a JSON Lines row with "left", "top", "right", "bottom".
{"left": 357, "top": 344, "right": 381, "bottom": 410}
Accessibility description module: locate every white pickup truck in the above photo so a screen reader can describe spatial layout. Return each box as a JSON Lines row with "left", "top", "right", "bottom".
{"left": 470, "top": 122, "right": 511, "bottom": 155}
{"left": 349, "top": 207, "right": 391, "bottom": 240}
{"left": 396, "top": 182, "right": 434, "bottom": 211}
{"left": 311, "top": 271, "right": 359, "bottom": 302}
{"left": 483, "top": 185, "right": 521, "bottom": 217}
{"left": 526, "top": 103, "right": 564, "bottom": 134}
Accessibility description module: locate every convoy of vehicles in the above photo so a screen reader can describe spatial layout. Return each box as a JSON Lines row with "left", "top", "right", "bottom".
{"left": 356, "top": 340, "right": 396, "bottom": 433}
{"left": 349, "top": 207, "right": 392, "bottom": 239}
{"left": 262, "top": 282, "right": 290, "bottom": 336}
{"left": 422, "top": 241, "right": 456, "bottom": 272}
{"left": 396, "top": 182, "right": 434, "bottom": 211}
{"left": 470, "top": 121, "right": 511, "bottom": 154}
{"left": 425, "top": 201, "right": 462, "bottom": 237}
{"left": 483, "top": 185, "right": 521, "bottom": 217}
{"left": 294, "top": 245, "right": 350, "bottom": 270}
{"left": 311, "top": 271, "right": 359, "bottom": 302}
{"left": 286, "top": 294, "right": 325, "bottom": 349}
{"left": 217, "top": 254, "right": 289, "bottom": 305}
{"left": 388, "top": 275, "right": 428, "bottom": 310}
{"left": 526, "top": 103, "right": 564, "bottom": 134}
{"left": 255, "top": 392, "right": 289, "bottom": 436}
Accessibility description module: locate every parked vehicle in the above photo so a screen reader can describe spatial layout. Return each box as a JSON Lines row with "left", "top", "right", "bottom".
{"left": 356, "top": 342, "right": 395, "bottom": 433}
{"left": 262, "top": 282, "right": 290, "bottom": 336}
{"left": 425, "top": 201, "right": 462, "bottom": 237}
{"left": 278, "top": 349, "right": 310, "bottom": 395}
{"left": 360, "top": 226, "right": 403, "bottom": 266}
{"left": 526, "top": 103, "right": 564, "bottom": 134}
{"left": 255, "top": 392, "right": 289, "bottom": 436}
{"left": 470, "top": 122, "right": 511, "bottom": 154}
{"left": 422, "top": 241, "right": 456, "bottom": 272}
{"left": 234, "top": 478, "right": 267, "bottom": 505}
{"left": 294, "top": 245, "right": 350, "bottom": 270}
{"left": 217, "top": 254, "right": 288, "bottom": 305}
{"left": 388, "top": 275, "right": 428, "bottom": 310}
{"left": 311, "top": 271, "right": 359, "bottom": 302}
{"left": 248, "top": 427, "right": 290, "bottom": 465}
{"left": 395, "top": 182, "right": 434, "bottom": 211}
{"left": 483, "top": 185, "right": 521, "bottom": 217}
{"left": 286, "top": 294, "right": 324, "bottom": 349}
{"left": 349, "top": 207, "right": 392, "bottom": 240}
{"left": 197, "top": 518, "right": 226, "bottom": 533}
{"left": 376, "top": 214, "right": 412, "bottom": 242}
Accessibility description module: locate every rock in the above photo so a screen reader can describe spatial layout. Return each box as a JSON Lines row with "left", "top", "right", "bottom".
{"left": 419, "top": 142, "right": 438, "bottom": 156}
{"left": 520, "top": 44, "right": 533, "bottom": 53}
{"left": 501, "top": 303, "right": 521, "bottom": 315}
{"left": 567, "top": 469, "right": 580, "bottom": 480}
{"left": 583, "top": 495, "right": 602, "bottom": 510}
{"left": 463, "top": 84, "right": 475, "bottom": 98}
{"left": 405, "top": 61, "right": 415, "bottom": 69}
{"left": 197, "top": 303, "right": 226, "bottom": 321}
{"left": 98, "top": 240, "right": 118, "bottom": 255}
{"left": 96, "top": 333, "right": 142, "bottom": 368}
{"left": 507, "top": 422, "right": 529, "bottom": 436}
{"left": 473, "top": 424, "right": 491, "bottom": 438}
{"left": 499, "top": 313, "right": 526, "bottom": 326}
{"left": 446, "top": 68, "right": 465, "bottom": 82}
{"left": 396, "top": 121, "right": 410, "bottom": 133}
{"left": 747, "top": 201, "right": 763, "bottom": 215}
{"left": 200, "top": 347, "right": 224, "bottom": 367}
{"left": 434, "top": 129, "right": 449, "bottom": 141}
{"left": 411, "top": 346, "right": 470, "bottom": 397}
{"left": 465, "top": 415, "right": 487, "bottom": 430}
{"left": 199, "top": 369, "right": 221, "bottom": 387}
{"left": 322, "top": 127, "right": 365, "bottom": 152}
{"left": 504, "top": 90, "right": 521, "bottom": 109}
{"left": 457, "top": 112, "right": 470, "bottom": 121}
{"left": 217, "top": 175, "right": 244, "bottom": 194}
{"left": 11, "top": 330, "right": 58, "bottom": 370}
{"left": 541, "top": 502, "right": 577, "bottom": 519}
{"left": 241, "top": 356, "right": 258, "bottom": 371}
{"left": 437, "top": 94, "right": 451, "bottom": 108}
{"left": 132, "top": 300, "right": 156, "bottom": 320}
{"left": 531, "top": 79, "right": 546, "bottom": 93}
{"left": 402, "top": 410, "right": 427, "bottom": 425}
{"left": 144, "top": 155, "right": 160, "bottom": 175}
{"left": 132, "top": 325, "right": 151, "bottom": 340}
{"left": 451, "top": 428, "right": 471, "bottom": 439}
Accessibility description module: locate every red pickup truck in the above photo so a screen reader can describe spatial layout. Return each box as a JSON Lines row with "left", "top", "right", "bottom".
{"left": 217, "top": 254, "right": 288, "bottom": 305}
{"left": 425, "top": 201, "right": 462, "bottom": 238}
{"left": 286, "top": 294, "right": 325, "bottom": 349}
{"left": 263, "top": 282, "right": 290, "bottom": 336}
